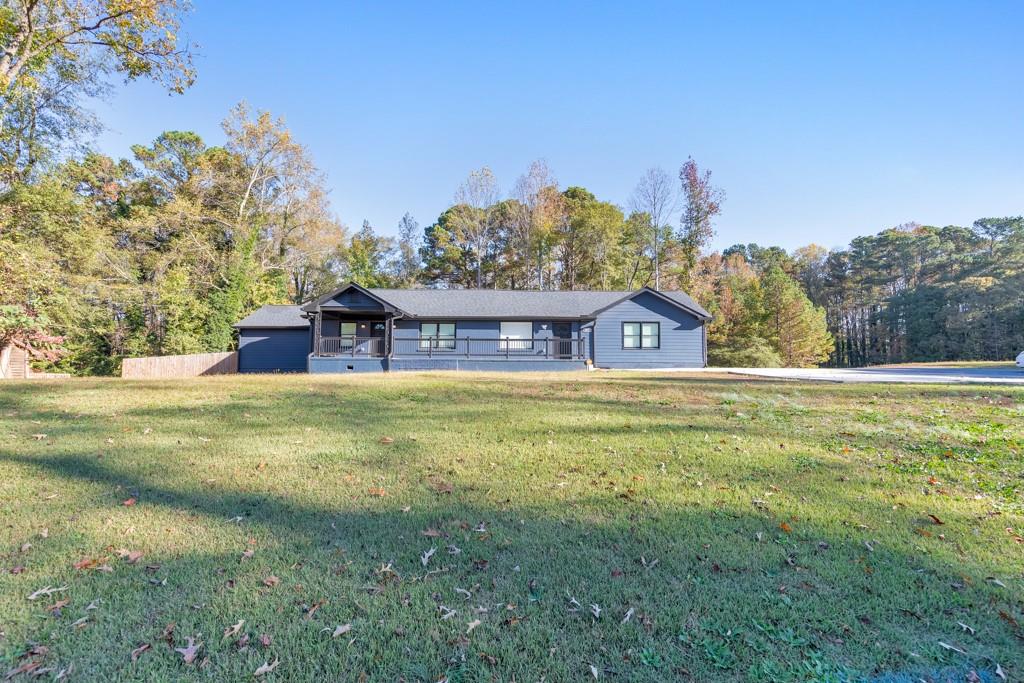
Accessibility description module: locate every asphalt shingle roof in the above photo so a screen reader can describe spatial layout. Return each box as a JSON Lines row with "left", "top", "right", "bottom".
{"left": 235, "top": 288, "right": 710, "bottom": 328}
{"left": 366, "top": 288, "right": 710, "bottom": 319}
{"left": 233, "top": 305, "right": 308, "bottom": 329}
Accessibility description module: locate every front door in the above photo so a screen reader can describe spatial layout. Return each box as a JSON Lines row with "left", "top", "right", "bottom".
{"left": 370, "top": 321, "right": 387, "bottom": 356}
{"left": 552, "top": 323, "right": 573, "bottom": 358}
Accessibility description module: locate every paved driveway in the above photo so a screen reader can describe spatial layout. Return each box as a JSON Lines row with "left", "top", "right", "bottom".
{"left": 718, "top": 365, "right": 1024, "bottom": 385}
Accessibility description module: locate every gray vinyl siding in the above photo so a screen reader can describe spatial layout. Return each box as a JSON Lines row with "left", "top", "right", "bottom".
{"left": 593, "top": 291, "right": 706, "bottom": 368}
{"left": 238, "top": 328, "right": 311, "bottom": 373}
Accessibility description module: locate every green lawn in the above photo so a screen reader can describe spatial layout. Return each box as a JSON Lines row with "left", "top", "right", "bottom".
{"left": 0, "top": 373, "right": 1021, "bottom": 682}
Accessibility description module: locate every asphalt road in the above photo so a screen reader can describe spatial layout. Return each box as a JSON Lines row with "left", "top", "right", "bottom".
{"left": 718, "top": 365, "right": 1024, "bottom": 385}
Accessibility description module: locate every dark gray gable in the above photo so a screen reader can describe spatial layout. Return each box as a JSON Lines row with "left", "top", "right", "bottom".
{"left": 589, "top": 287, "right": 711, "bottom": 321}
{"left": 300, "top": 282, "right": 405, "bottom": 314}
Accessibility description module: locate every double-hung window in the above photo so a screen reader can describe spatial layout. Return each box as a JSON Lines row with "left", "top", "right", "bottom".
{"left": 622, "top": 322, "right": 659, "bottom": 349}
{"left": 420, "top": 322, "right": 456, "bottom": 350}
{"left": 500, "top": 321, "right": 533, "bottom": 352}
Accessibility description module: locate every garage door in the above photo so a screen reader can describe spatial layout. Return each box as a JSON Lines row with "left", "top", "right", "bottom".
{"left": 238, "top": 328, "right": 310, "bottom": 373}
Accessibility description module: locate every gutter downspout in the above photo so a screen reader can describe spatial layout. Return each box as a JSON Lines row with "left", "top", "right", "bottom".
{"left": 580, "top": 319, "right": 596, "bottom": 368}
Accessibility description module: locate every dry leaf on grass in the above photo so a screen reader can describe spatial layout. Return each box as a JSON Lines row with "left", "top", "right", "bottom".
{"left": 129, "top": 643, "right": 151, "bottom": 662}
{"left": 253, "top": 658, "right": 279, "bottom": 676}
{"left": 174, "top": 637, "right": 202, "bottom": 664}
{"left": 27, "top": 585, "right": 67, "bottom": 601}
{"left": 259, "top": 633, "right": 272, "bottom": 647}
{"left": 466, "top": 619, "right": 481, "bottom": 634}
{"left": 117, "top": 549, "right": 144, "bottom": 564}
{"left": 367, "top": 487, "right": 386, "bottom": 497}
{"left": 927, "top": 514, "right": 945, "bottom": 525}
{"left": 223, "top": 619, "right": 245, "bottom": 639}
{"left": 122, "top": 498, "right": 136, "bottom": 507}
{"left": 937, "top": 641, "right": 967, "bottom": 655}
{"left": 379, "top": 437, "right": 394, "bottom": 444}
{"left": 324, "top": 624, "right": 352, "bottom": 638}
{"left": 262, "top": 575, "right": 280, "bottom": 588}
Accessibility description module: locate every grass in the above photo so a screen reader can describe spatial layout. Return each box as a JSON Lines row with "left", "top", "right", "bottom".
{"left": 0, "top": 372, "right": 1021, "bottom": 682}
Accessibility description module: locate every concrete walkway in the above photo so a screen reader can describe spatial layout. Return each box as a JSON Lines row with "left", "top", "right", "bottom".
{"left": 709, "top": 365, "right": 1024, "bottom": 385}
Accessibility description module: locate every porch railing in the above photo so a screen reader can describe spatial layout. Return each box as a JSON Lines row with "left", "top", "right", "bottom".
{"left": 392, "top": 337, "right": 586, "bottom": 360}
{"left": 315, "top": 336, "right": 587, "bottom": 360}
{"left": 318, "top": 336, "right": 385, "bottom": 357}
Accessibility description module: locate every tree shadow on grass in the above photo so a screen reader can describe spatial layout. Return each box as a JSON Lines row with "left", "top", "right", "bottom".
{"left": 0, "top": 448, "right": 1020, "bottom": 682}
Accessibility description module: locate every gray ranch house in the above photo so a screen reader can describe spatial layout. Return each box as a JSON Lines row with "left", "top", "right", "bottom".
{"left": 233, "top": 283, "right": 710, "bottom": 373}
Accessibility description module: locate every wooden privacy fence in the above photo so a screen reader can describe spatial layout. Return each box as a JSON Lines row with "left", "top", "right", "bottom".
{"left": 121, "top": 351, "right": 238, "bottom": 379}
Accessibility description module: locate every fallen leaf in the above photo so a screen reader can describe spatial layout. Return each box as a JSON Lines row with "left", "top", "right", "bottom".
{"left": 27, "top": 585, "right": 67, "bottom": 601}
{"left": 420, "top": 547, "right": 436, "bottom": 567}
{"left": 117, "top": 549, "right": 144, "bottom": 564}
{"left": 253, "top": 658, "right": 279, "bottom": 677}
{"left": 938, "top": 640, "right": 967, "bottom": 655}
{"left": 241, "top": 549, "right": 254, "bottom": 562}
{"left": 379, "top": 437, "right": 394, "bottom": 444}
{"left": 122, "top": 498, "right": 137, "bottom": 507}
{"left": 223, "top": 619, "right": 245, "bottom": 640}
{"left": 367, "top": 487, "right": 386, "bottom": 497}
{"left": 47, "top": 598, "right": 70, "bottom": 614}
{"left": 466, "top": 619, "right": 481, "bottom": 634}
{"left": 326, "top": 624, "right": 351, "bottom": 638}
{"left": 259, "top": 633, "right": 272, "bottom": 648}
{"left": 174, "top": 636, "right": 202, "bottom": 664}
{"left": 31, "top": 433, "right": 47, "bottom": 440}
{"left": 262, "top": 575, "right": 280, "bottom": 588}
{"left": 779, "top": 522, "right": 792, "bottom": 533}
{"left": 130, "top": 643, "right": 151, "bottom": 662}
{"left": 421, "top": 528, "right": 441, "bottom": 538}
{"left": 957, "top": 621, "right": 976, "bottom": 635}
{"left": 73, "top": 558, "right": 99, "bottom": 570}
{"left": 927, "top": 514, "right": 945, "bottom": 525}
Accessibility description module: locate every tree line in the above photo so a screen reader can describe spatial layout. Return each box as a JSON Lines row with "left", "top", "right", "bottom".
{"left": 1, "top": 1, "right": 1020, "bottom": 374}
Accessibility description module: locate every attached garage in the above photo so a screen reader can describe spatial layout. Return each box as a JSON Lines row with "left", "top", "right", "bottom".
{"left": 234, "top": 305, "right": 310, "bottom": 373}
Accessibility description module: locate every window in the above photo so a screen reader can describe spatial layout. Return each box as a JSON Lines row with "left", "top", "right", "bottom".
{"left": 340, "top": 322, "right": 357, "bottom": 351}
{"left": 420, "top": 322, "right": 456, "bottom": 350}
{"left": 623, "top": 322, "right": 659, "bottom": 349}
{"left": 500, "top": 321, "right": 533, "bottom": 351}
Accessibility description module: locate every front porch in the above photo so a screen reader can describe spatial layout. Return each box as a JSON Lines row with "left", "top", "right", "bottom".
{"left": 305, "top": 285, "right": 590, "bottom": 372}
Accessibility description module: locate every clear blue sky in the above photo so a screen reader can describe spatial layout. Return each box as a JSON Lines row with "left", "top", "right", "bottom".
{"left": 92, "top": 1, "right": 1023, "bottom": 251}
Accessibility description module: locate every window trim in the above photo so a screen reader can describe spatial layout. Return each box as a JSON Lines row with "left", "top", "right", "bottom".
{"left": 419, "top": 321, "right": 457, "bottom": 351}
{"left": 622, "top": 321, "right": 660, "bottom": 350}
{"left": 499, "top": 321, "right": 534, "bottom": 352}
